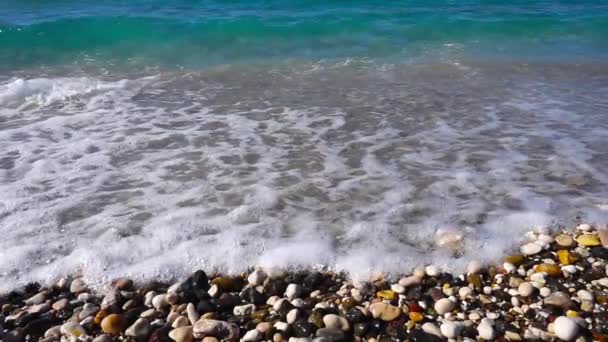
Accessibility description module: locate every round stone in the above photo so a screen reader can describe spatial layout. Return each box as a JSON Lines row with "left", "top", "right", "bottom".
{"left": 101, "top": 314, "right": 124, "bottom": 335}
{"left": 70, "top": 278, "right": 87, "bottom": 293}
{"left": 369, "top": 302, "right": 401, "bottom": 321}
{"left": 554, "top": 316, "right": 579, "bottom": 341}
{"left": 322, "top": 314, "right": 350, "bottom": 331}
{"left": 477, "top": 319, "right": 495, "bottom": 340}
{"left": 125, "top": 318, "right": 151, "bottom": 338}
{"left": 518, "top": 282, "right": 534, "bottom": 297}
{"left": 434, "top": 298, "right": 456, "bottom": 315}
{"left": 425, "top": 265, "right": 440, "bottom": 277}
{"left": 521, "top": 242, "right": 543, "bottom": 256}
{"left": 61, "top": 322, "right": 87, "bottom": 338}
{"left": 421, "top": 322, "right": 442, "bottom": 337}
{"left": 459, "top": 286, "right": 473, "bottom": 299}
{"left": 242, "top": 329, "right": 261, "bottom": 342}
{"left": 440, "top": 321, "right": 463, "bottom": 338}
{"left": 577, "top": 290, "right": 594, "bottom": 302}
{"left": 398, "top": 275, "right": 421, "bottom": 287}
{"left": 285, "top": 284, "right": 302, "bottom": 300}
{"left": 467, "top": 260, "right": 483, "bottom": 275}
{"left": 555, "top": 234, "right": 574, "bottom": 247}
{"left": 576, "top": 235, "right": 601, "bottom": 247}
{"left": 247, "top": 269, "right": 267, "bottom": 286}
{"left": 169, "top": 326, "right": 194, "bottom": 342}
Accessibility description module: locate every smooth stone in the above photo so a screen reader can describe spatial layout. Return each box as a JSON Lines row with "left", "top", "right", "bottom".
{"left": 477, "top": 319, "right": 495, "bottom": 340}
{"left": 126, "top": 318, "right": 151, "bottom": 338}
{"left": 243, "top": 329, "right": 262, "bottom": 342}
{"left": 425, "top": 265, "right": 440, "bottom": 277}
{"left": 101, "top": 314, "right": 124, "bottom": 335}
{"left": 376, "top": 290, "right": 396, "bottom": 300}
{"left": 287, "top": 308, "right": 300, "bottom": 324}
{"left": 399, "top": 275, "right": 421, "bottom": 287}
{"left": 577, "top": 224, "right": 592, "bottom": 231}
{"left": 169, "top": 326, "right": 194, "bottom": 342}
{"left": 60, "top": 322, "right": 87, "bottom": 337}
{"left": 577, "top": 290, "right": 594, "bottom": 302}
{"left": 316, "top": 327, "right": 344, "bottom": 340}
{"left": 323, "top": 314, "right": 350, "bottom": 331}
{"left": 92, "top": 335, "right": 114, "bottom": 342}
{"left": 556, "top": 234, "right": 574, "bottom": 247}
{"left": 186, "top": 303, "right": 199, "bottom": 325}
{"left": 598, "top": 229, "right": 608, "bottom": 247}
{"left": 518, "top": 282, "right": 534, "bottom": 297}
{"left": 440, "top": 321, "right": 463, "bottom": 338}
{"left": 459, "top": 286, "right": 473, "bottom": 299}
{"left": 521, "top": 242, "right": 543, "bottom": 256}
{"left": 577, "top": 235, "right": 601, "bottom": 247}
{"left": 535, "top": 263, "right": 561, "bottom": 277}
{"left": 145, "top": 291, "right": 157, "bottom": 307}
{"left": 274, "top": 321, "right": 289, "bottom": 332}
{"left": 193, "top": 319, "right": 238, "bottom": 340}
{"left": 25, "top": 291, "right": 47, "bottom": 305}
{"left": 152, "top": 294, "right": 170, "bottom": 311}
{"left": 70, "top": 278, "right": 87, "bottom": 293}
{"left": 256, "top": 322, "right": 272, "bottom": 333}
{"left": 434, "top": 298, "right": 456, "bottom": 315}
{"left": 369, "top": 302, "right": 401, "bottom": 321}
{"left": 554, "top": 316, "right": 579, "bottom": 341}
{"left": 293, "top": 321, "right": 315, "bottom": 338}
{"left": 544, "top": 292, "right": 573, "bottom": 309}
{"left": 234, "top": 304, "right": 256, "bottom": 316}
{"left": 390, "top": 284, "right": 405, "bottom": 294}
{"left": 52, "top": 298, "right": 69, "bottom": 311}
{"left": 248, "top": 269, "right": 268, "bottom": 286}
{"left": 286, "top": 284, "right": 303, "bottom": 300}
{"left": 79, "top": 303, "right": 100, "bottom": 320}
{"left": 172, "top": 316, "right": 190, "bottom": 328}
{"left": 505, "top": 331, "right": 522, "bottom": 341}
{"left": 422, "top": 323, "right": 442, "bottom": 337}
{"left": 467, "top": 260, "right": 483, "bottom": 275}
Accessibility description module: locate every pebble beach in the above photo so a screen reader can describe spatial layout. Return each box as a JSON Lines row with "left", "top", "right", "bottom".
{"left": 2, "top": 223, "right": 608, "bottom": 342}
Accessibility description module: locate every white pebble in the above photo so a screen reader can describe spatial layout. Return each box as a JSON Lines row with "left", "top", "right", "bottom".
{"left": 577, "top": 290, "right": 594, "bottom": 302}
{"left": 518, "top": 282, "right": 534, "bottom": 297}
{"left": 459, "top": 286, "right": 473, "bottom": 299}
{"left": 248, "top": 269, "right": 267, "bottom": 286}
{"left": 477, "top": 318, "right": 495, "bottom": 340}
{"left": 577, "top": 223, "right": 591, "bottom": 232}
{"left": 390, "top": 284, "right": 405, "bottom": 294}
{"left": 422, "top": 322, "right": 442, "bottom": 337}
{"left": 467, "top": 260, "right": 483, "bottom": 275}
{"left": 425, "top": 265, "right": 440, "bottom": 277}
{"left": 434, "top": 298, "right": 456, "bottom": 315}
{"left": 398, "top": 275, "right": 421, "bottom": 287}
{"left": 503, "top": 262, "right": 517, "bottom": 273}
{"left": 285, "top": 284, "right": 302, "bottom": 300}
{"left": 440, "top": 321, "right": 463, "bottom": 338}
{"left": 554, "top": 316, "right": 579, "bottom": 341}
{"left": 521, "top": 242, "right": 543, "bottom": 256}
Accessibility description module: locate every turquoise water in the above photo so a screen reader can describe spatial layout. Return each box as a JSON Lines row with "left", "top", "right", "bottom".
{"left": 1, "top": 1, "right": 608, "bottom": 70}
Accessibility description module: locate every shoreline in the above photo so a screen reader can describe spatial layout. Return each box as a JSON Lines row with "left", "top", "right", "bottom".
{"left": 1, "top": 224, "right": 607, "bottom": 341}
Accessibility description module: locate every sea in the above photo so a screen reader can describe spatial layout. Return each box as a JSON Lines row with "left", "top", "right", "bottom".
{"left": 1, "top": 0, "right": 608, "bottom": 288}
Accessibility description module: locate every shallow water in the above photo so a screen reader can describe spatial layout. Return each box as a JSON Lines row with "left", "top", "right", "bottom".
{"left": 1, "top": 1, "right": 608, "bottom": 288}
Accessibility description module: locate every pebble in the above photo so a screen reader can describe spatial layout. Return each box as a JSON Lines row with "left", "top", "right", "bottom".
{"left": 152, "top": 294, "right": 170, "bottom": 311}
{"left": 554, "top": 316, "right": 579, "bottom": 341}
{"left": 440, "top": 321, "right": 463, "bottom": 338}
{"left": 187, "top": 303, "right": 200, "bottom": 325}
{"left": 25, "top": 291, "right": 47, "bottom": 305}
{"left": 61, "top": 322, "right": 87, "bottom": 337}
{"left": 390, "top": 284, "right": 405, "bottom": 294}
{"left": 398, "top": 275, "right": 421, "bottom": 287}
{"left": 434, "top": 298, "right": 456, "bottom": 315}
{"left": 421, "top": 323, "right": 442, "bottom": 337}
{"left": 556, "top": 234, "right": 575, "bottom": 247}
{"left": 544, "top": 292, "right": 573, "bottom": 309}
{"left": 92, "top": 335, "right": 114, "bottom": 342}
{"left": 577, "top": 289, "right": 594, "bottom": 302}
{"left": 577, "top": 223, "right": 592, "bottom": 232}
{"left": 173, "top": 316, "right": 190, "bottom": 328}
{"left": 577, "top": 234, "right": 601, "bottom": 246}
{"left": 101, "top": 314, "right": 124, "bottom": 335}
{"left": 126, "top": 318, "right": 151, "bottom": 338}
{"left": 70, "top": 278, "right": 87, "bottom": 293}
{"left": 598, "top": 229, "right": 608, "bottom": 247}
{"left": 286, "top": 284, "right": 303, "bottom": 300}
{"left": 425, "top": 265, "right": 440, "bottom": 277}
{"left": 467, "top": 260, "right": 483, "bottom": 275}
{"left": 477, "top": 318, "right": 495, "bottom": 340}
{"left": 248, "top": 269, "right": 267, "bottom": 286}
{"left": 369, "top": 302, "right": 401, "bottom": 321}
{"left": 518, "top": 282, "right": 534, "bottom": 297}
{"left": 169, "top": 326, "right": 194, "bottom": 342}
{"left": 243, "top": 329, "right": 262, "bottom": 342}
{"left": 521, "top": 242, "right": 543, "bottom": 255}
{"left": 323, "top": 314, "right": 350, "bottom": 331}
{"left": 459, "top": 286, "right": 473, "bottom": 298}
{"left": 52, "top": 298, "right": 69, "bottom": 311}
{"left": 79, "top": 303, "right": 100, "bottom": 320}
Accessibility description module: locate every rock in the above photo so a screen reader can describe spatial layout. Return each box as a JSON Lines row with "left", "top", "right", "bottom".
{"left": 577, "top": 290, "right": 594, "bottom": 302}
{"left": 556, "top": 234, "right": 575, "bottom": 247}
{"left": 535, "top": 263, "right": 561, "bottom": 277}
{"left": 286, "top": 284, "right": 303, "bottom": 300}
{"left": 577, "top": 234, "right": 600, "bottom": 246}
{"left": 323, "top": 314, "right": 350, "bottom": 331}
{"left": 243, "top": 329, "right": 262, "bottom": 342}
{"left": 376, "top": 290, "right": 396, "bottom": 300}
{"left": 52, "top": 298, "right": 69, "bottom": 311}
{"left": 92, "top": 335, "right": 114, "bottom": 342}
{"left": 153, "top": 294, "right": 170, "bottom": 311}
{"left": 273, "top": 298, "right": 294, "bottom": 315}
{"left": 287, "top": 308, "right": 300, "bottom": 324}
{"left": 101, "top": 314, "right": 124, "bottom": 335}
{"left": 425, "top": 265, "right": 440, "bottom": 277}
{"left": 172, "top": 316, "right": 190, "bottom": 328}
{"left": 126, "top": 318, "right": 151, "bottom": 338}
{"left": 518, "top": 282, "right": 534, "bottom": 297}
{"left": 422, "top": 323, "right": 442, "bottom": 337}
{"left": 390, "top": 284, "right": 405, "bottom": 294}
{"left": 540, "top": 287, "right": 551, "bottom": 297}
{"left": 544, "top": 292, "right": 573, "bottom": 309}
{"left": 369, "top": 302, "right": 401, "bottom": 321}
{"left": 440, "top": 321, "right": 463, "bottom": 338}
{"left": 505, "top": 254, "right": 525, "bottom": 266}
{"left": 577, "top": 223, "right": 592, "bottom": 231}
{"left": 70, "top": 278, "right": 87, "bottom": 293}
{"left": 112, "top": 277, "right": 133, "bottom": 290}
{"left": 79, "top": 303, "right": 100, "bottom": 320}
{"left": 256, "top": 322, "right": 272, "bottom": 333}
{"left": 436, "top": 227, "right": 464, "bottom": 250}
{"left": 554, "top": 316, "right": 579, "bottom": 341}
{"left": 25, "top": 291, "right": 47, "bottom": 305}
{"left": 234, "top": 304, "right": 256, "bottom": 316}
{"left": 598, "top": 229, "right": 608, "bottom": 247}
{"left": 274, "top": 322, "right": 289, "bottom": 332}
{"left": 521, "top": 242, "right": 543, "bottom": 256}
{"left": 558, "top": 250, "right": 578, "bottom": 265}
{"left": 477, "top": 319, "right": 495, "bottom": 340}
{"left": 60, "top": 322, "right": 87, "bottom": 337}
{"left": 399, "top": 276, "right": 421, "bottom": 287}
{"left": 169, "top": 326, "right": 194, "bottom": 342}
{"left": 434, "top": 298, "right": 456, "bottom": 315}
{"left": 505, "top": 331, "right": 522, "bottom": 341}
{"left": 193, "top": 319, "right": 239, "bottom": 340}
{"left": 187, "top": 303, "right": 200, "bottom": 325}
{"left": 248, "top": 269, "right": 267, "bottom": 286}
{"left": 316, "top": 327, "right": 344, "bottom": 340}
{"left": 459, "top": 286, "right": 473, "bottom": 298}
{"left": 467, "top": 260, "right": 483, "bottom": 275}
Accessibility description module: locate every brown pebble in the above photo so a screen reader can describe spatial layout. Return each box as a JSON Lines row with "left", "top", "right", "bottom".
{"left": 101, "top": 314, "right": 124, "bottom": 335}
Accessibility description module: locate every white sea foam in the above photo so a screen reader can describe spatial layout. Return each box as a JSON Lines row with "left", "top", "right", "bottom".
{"left": 0, "top": 63, "right": 607, "bottom": 290}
